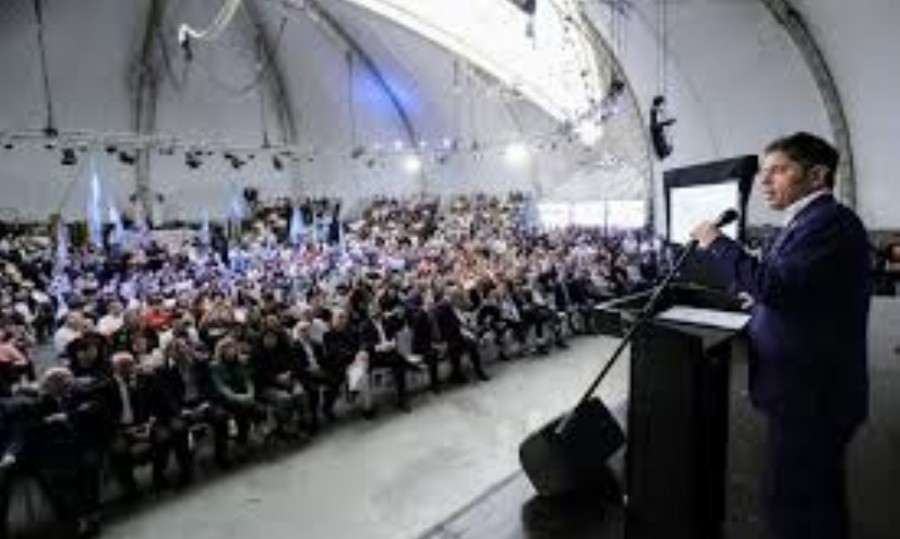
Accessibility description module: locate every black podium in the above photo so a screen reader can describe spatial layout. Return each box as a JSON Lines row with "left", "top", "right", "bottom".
{"left": 601, "top": 285, "right": 746, "bottom": 539}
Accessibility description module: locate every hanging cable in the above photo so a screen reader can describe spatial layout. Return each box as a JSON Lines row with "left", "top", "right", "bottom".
{"left": 177, "top": 0, "right": 243, "bottom": 45}
{"left": 32, "top": 0, "right": 57, "bottom": 136}
{"left": 346, "top": 50, "right": 359, "bottom": 153}
{"left": 656, "top": 0, "right": 668, "bottom": 97}
{"left": 163, "top": 10, "right": 289, "bottom": 97}
{"left": 258, "top": 46, "right": 271, "bottom": 149}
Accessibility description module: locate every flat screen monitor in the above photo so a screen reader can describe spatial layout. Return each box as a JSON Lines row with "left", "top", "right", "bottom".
{"left": 668, "top": 181, "right": 739, "bottom": 244}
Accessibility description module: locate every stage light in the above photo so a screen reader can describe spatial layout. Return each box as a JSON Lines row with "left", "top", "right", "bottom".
{"left": 185, "top": 151, "right": 202, "bottom": 169}
{"left": 272, "top": 155, "right": 283, "bottom": 170}
{"left": 119, "top": 151, "right": 135, "bottom": 165}
{"left": 402, "top": 155, "right": 422, "bottom": 174}
{"left": 575, "top": 121, "right": 604, "bottom": 147}
{"left": 504, "top": 142, "right": 530, "bottom": 166}
{"left": 61, "top": 148, "right": 77, "bottom": 166}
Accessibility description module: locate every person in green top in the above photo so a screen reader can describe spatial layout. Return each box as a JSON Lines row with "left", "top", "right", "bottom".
{"left": 209, "top": 336, "right": 264, "bottom": 453}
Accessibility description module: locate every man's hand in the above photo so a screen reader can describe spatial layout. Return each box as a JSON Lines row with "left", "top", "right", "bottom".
{"left": 690, "top": 221, "right": 722, "bottom": 249}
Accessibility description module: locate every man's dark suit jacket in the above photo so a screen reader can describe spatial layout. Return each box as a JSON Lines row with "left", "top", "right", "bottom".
{"left": 705, "top": 193, "right": 870, "bottom": 433}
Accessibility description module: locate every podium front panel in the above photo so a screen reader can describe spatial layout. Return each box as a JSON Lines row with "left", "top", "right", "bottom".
{"left": 625, "top": 320, "right": 733, "bottom": 539}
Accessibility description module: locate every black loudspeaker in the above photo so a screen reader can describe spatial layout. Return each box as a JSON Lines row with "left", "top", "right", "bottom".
{"left": 519, "top": 397, "right": 625, "bottom": 497}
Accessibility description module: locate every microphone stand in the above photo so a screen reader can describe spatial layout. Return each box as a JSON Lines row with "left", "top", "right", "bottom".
{"left": 553, "top": 241, "right": 699, "bottom": 437}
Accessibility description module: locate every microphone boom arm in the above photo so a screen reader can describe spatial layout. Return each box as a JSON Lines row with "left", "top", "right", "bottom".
{"left": 552, "top": 240, "right": 700, "bottom": 437}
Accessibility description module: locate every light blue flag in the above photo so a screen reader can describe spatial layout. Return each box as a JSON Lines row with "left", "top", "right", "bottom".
{"left": 108, "top": 203, "right": 125, "bottom": 245}
{"left": 55, "top": 221, "right": 69, "bottom": 269}
{"left": 311, "top": 215, "right": 319, "bottom": 246}
{"left": 87, "top": 161, "right": 104, "bottom": 248}
{"left": 229, "top": 193, "right": 245, "bottom": 221}
{"left": 337, "top": 219, "right": 346, "bottom": 253}
{"left": 289, "top": 206, "right": 305, "bottom": 245}
{"left": 200, "top": 210, "right": 211, "bottom": 246}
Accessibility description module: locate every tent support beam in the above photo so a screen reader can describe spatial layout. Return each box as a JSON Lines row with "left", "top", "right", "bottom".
{"left": 307, "top": 0, "right": 418, "bottom": 145}
{"left": 243, "top": 0, "right": 304, "bottom": 198}
{"left": 130, "top": 0, "right": 166, "bottom": 223}
{"left": 758, "top": 0, "right": 856, "bottom": 207}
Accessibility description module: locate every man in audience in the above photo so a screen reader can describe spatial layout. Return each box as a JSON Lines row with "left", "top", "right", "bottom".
{"left": 294, "top": 320, "right": 340, "bottom": 427}
{"left": 324, "top": 308, "right": 376, "bottom": 419}
{"left": 250, "top": 324, "right": 307, "bottom": 439}
{"left": 434, "top": 286, "right": 489, "bottom": 383}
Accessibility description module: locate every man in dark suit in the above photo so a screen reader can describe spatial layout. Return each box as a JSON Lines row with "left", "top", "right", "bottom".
{"left": 692, "top": 132, "right": 870, "bottom": 539}
{"left": 434, "top": 287, "right": 489, "bottom": 383}
{"left": 294, "top": 321, "right": 340, "bottom": 427}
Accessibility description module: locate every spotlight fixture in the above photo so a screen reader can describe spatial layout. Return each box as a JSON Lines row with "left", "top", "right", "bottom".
{"left": 272, "top": 155, "right": 283, "bottom": 171}
{"left": 350, "top": 146, "right": 365, "bottom": 159}
{"left": 119, "top": 151, "right": 136, "bottom": 165}
{"left": 43, "top": 126, "right": 58, "bottom": 138}
{"left": 179, "top": 32, "right": 193, "bottom": 62}
{"left": 185, "top": 151, "right": 202, "bottom": 169}
{"left": 503, "top": 142, "right": 530, "bottom": 166}
{"left": 402, "top": 155, "right": 422, "bottom": 174}
{"left": 2, "top": 143, "right": 12, "bottom": 150}
{"left": 61, "top": 148, "right": 77, "bottom": 166}
{"left": 224, "top": 152, "right": 243, "bottom": 169}
{"left": 105, "top": 145, "right": 118, "bottom": 154}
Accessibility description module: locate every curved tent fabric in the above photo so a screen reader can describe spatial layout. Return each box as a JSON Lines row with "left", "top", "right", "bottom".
{"left": 0, "top": 0, "right": 648, "bottom": 222}
{"left": 581, "top": 0, "right": 900, "bottom": 229}
{"left": 1, "top": 0, "right": 898, "bottom": 229}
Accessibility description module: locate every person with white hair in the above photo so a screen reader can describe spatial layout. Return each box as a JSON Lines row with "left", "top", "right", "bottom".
{"left": 53, "top": 311, "right": 87, "bottom": 358}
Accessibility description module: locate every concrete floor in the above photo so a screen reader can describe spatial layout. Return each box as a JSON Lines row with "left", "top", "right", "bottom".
{"left": 96, "top": 336, "right": 630, "bottom": 539}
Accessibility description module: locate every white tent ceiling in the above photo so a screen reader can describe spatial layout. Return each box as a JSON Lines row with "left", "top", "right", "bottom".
{"left": 1, "top": 0, "right": 898, "bottom": 229}
{"left": 0, "top": 0, "right": 648, "bottom": 222}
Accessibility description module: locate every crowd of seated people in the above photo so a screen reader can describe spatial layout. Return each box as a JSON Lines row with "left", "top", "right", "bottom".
{"left": 0, "top": 192, "right": 667, "bottom": 538}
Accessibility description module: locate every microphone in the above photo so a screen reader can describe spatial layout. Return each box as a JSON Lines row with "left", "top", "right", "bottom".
{"left": 686, "top": 208, "right": 739, "bottom": 250}
{"left": 713, "top": 208, "right": 739, "bottom": 228}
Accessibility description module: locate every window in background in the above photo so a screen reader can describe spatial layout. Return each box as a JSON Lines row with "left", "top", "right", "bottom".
{"left": 571, "top": 201, "right": 607, "bottom": 227}
{"left": 537, "top": 202, "right": 572, "bottom": 228}
{"left": 606, "top": 200, "right": 646, "bottom": 230}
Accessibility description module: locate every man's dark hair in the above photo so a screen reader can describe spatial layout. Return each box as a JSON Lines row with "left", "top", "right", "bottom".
{"left": 764, "top": 131, "right": 839, "bottom": 188}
